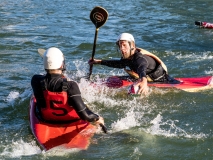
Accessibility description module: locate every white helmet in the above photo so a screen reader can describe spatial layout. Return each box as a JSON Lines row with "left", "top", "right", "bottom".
{"left": 116, "top": 33, "right": 135, "bottom": 43}
{"left": 43, "top": 47, "right": 65, "bottom": 70}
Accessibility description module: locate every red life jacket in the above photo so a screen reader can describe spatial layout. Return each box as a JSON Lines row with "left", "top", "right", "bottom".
{"left": 40, "top": 78, "right": 80, "bottom": 122}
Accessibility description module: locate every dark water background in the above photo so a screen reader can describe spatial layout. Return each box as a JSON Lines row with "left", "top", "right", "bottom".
{"left": 0, "top": 0, "right": 213, "bottom": 159}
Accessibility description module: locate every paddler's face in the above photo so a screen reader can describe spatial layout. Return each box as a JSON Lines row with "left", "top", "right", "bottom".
{"left": 118, "top": 40, "right": 134, "bottom": 59}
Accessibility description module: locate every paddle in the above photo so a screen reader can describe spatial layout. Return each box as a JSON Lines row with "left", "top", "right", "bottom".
{"left": 88, "top": 6, "right": 108, "bottom": 79}
{"left": 99, "top": 123, "right": 107, "bottom": 133}
{"left": 38, "top": 48, "right": 45, "bottom": 57}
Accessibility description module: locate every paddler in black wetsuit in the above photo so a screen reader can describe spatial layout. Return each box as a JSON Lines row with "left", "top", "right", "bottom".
{"left": 31, "top": 47, "right": 105, "bottom": 126}
{"left": 89, "top": 33, "right": 179, "bottom": 95}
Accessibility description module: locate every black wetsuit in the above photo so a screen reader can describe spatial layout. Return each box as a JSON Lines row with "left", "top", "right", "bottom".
{"left": 101, "top": 49, "right": 174, "bottom": 82}
{"left": 31, "top": 73, "right": 99, "bottom": 122}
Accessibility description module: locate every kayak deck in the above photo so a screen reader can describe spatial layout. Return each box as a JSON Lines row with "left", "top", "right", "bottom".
{"left": 29, "top": 96, "right": 97, "bottom": 151}
{"left": 105, "top": 76, "right": 213, "bottom": 92}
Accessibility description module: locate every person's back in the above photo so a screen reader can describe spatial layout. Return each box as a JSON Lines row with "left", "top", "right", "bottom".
{"left": 32, "top": 73, "right": 83, "bottom": 122}
{"left": 31, "top": 47, "right": 104, "bottom": 126}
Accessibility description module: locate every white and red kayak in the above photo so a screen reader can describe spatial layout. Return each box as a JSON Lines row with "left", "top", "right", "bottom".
{"left": 29, "top": 96, "right": 97, "bottom": 151}
{"left": 195, "top": 21, "right": 213, "bottom": 29}
{"left": 104, "top": 76, "right": 213, "bottom": 93}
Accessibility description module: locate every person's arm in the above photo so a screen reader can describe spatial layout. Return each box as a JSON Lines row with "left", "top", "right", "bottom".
{"left": 101, "top": 59, "right": 128, "bottom": 68}
{"left": 136, "top": 77, "right": 149, "bottom": 95}
{"left": 134, "top": 55, "right": 148, "bottom": 79}
{"left": 69, "top": 95, "right": 99, "bottom": 122}
{"left": 134, "top": 55, "right": 149, "bottom": 95}
{"left": 89, "top": 58, "right": 129, "bottom": 68}
{"left": 67, "top": 81, "right": 104, "bottom": 125}
{"left": 31, "top": 75, "right": 46, "bottom": 107}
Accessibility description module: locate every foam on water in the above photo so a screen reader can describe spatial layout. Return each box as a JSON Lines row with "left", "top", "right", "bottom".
{"left": 78, "top": 76, "right": 209, "bottom": 139}
{"left": 175, "top": 51, "right": 213, "bottom": 61}
{"left": 111, "top": 108, "right": 141, "bottom": 132}
{"left": 0, "top": 139, "right": 41, "bottom": 158}
{"left": 0, "top": 139, "right": 82, "bottom": 158}
{"left": 5, "top": 91, "right": 19, "bottom": 106}
{"left": 145, "top": 113, "right": 208, "bottom": 139}
{"left": 72, "top": 59, "right": 88, "bottom": 78}
{"left": 78, "top": 77, "right": 151, "bottom": 133}
{"left": 19, "top": 88, "right": 32, "bottom": 101}
{"left": 43, "top": 146, "right": 81, "bottom": 157}
{"left": 205, "top": 70, "right": 213, "bottom": 75}
{"left": 4, "top": 89, "right": 32, "bottom": 107}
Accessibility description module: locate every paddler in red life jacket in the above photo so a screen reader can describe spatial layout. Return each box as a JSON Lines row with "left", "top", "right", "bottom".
{"left": 31, "top": 47, "right": 105, "bottom": 125}
{"left": 89, "top": 33, "right": 179, "bottom": 95}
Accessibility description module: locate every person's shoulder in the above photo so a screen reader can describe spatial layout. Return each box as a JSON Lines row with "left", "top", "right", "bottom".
{"left": 66, "top": 78, "right": 81, "bottom": 94}
{"left": 134, "top": 50, "right": 144, "bottom": 58}
{"left": 66, "top": 78, "right": 78, "bottom": 86}
{"left": 31, "top": 74, "right": 45, "bottom": 86}
{"left": 32, "top": 74, "right": 44, "bottom": 79}
{"left": 31, "top": 74, "right": 45, "bottom": 82}
{"left": 135, "top": 48, "right": 150, "bottom": 58}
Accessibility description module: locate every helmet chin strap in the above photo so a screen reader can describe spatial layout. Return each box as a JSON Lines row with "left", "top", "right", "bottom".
{"left": 62, "top": 60, "right": 66, "bottom": 71}
{"left": 129, "top": 42, "right": 131, "bottom": 56}
{"left": 128, "top": 41, "right": 134, "bottom": 57}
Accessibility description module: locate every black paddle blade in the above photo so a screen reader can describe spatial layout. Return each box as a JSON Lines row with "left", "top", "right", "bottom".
{"left": 195, "top": 21, "right": 202, "bottom": 26}
{"left": 90, "top": 6, "right": 108, "bottom": 29}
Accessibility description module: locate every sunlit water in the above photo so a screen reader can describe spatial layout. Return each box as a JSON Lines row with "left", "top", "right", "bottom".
{"left": 0, "top": 0, "right": 213, "bottom": 159}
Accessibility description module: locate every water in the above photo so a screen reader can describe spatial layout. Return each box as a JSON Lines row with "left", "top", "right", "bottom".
{"left": 0, "top": 0, "right": 213, "bottom": 159}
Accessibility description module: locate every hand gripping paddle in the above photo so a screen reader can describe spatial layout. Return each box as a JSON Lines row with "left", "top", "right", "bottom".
{"left": 88, "top": 6, "right": 108, "bottom": 79}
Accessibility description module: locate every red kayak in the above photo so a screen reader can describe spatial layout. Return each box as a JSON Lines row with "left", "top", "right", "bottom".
{"left": 105, "top": 76, "right": 213, "bottom": 93}
{"left": 29, "top": 96, "right": 97, "bottom": 151}
{"left": 195, "top": 21, "right": 213, "bottom": 29}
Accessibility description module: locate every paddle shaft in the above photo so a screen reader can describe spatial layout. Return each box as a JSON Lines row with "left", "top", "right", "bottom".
{"left": 88, "top": 6, "right": 108, "bottom": 79}
{"left": 100, "top": 123, "right": 107, "bottom": 133}
{"left": 88, "top": 28, "right": 99, "bottom": 79}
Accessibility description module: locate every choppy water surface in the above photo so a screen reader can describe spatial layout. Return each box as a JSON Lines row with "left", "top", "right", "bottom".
{"left": 0, "top": 0, "right": 213, "bottom": 159}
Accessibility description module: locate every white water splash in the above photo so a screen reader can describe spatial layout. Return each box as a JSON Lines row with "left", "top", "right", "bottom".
{"left": 5, "top": 91, "right": 19, "bottom": 106}
{"left": 0, "top": 139, "right": 85, "bottom": 158}
{"left": 71, "top": 59, "right": 209, "bottom": 139}
{"left": 175, "top": 51, "right": 213, "bottom": 61}
{"left": 4, "top": 89, "right": 32, "bottom": 107}
{"left": 19, "top": 88, "right": 32, "bottom": 99}
{"left": 111, "top": 109, "right": 140, "bottom": 132}
{"left": 6, "top": 91, "right": 19, "bottom": 102}
{"left": 78, "top": 75, "right": 158, "bottom": 134}
{"left": 133, "top": 147, "right": 142, "bottom": 156}
{"left": 146, "top": 114, "right": 207, "bottom": 139}
{"left": 44, "top": 146, "right": 80, "bottom": 157}
{"left": 72, "top": 59, "right": 88, "bottom": 78}
{"left": 0, "top": 139, "right": 41, "bottom": 158}
{"left": 78, "top": 77, "right": 105, "bottom": 102}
